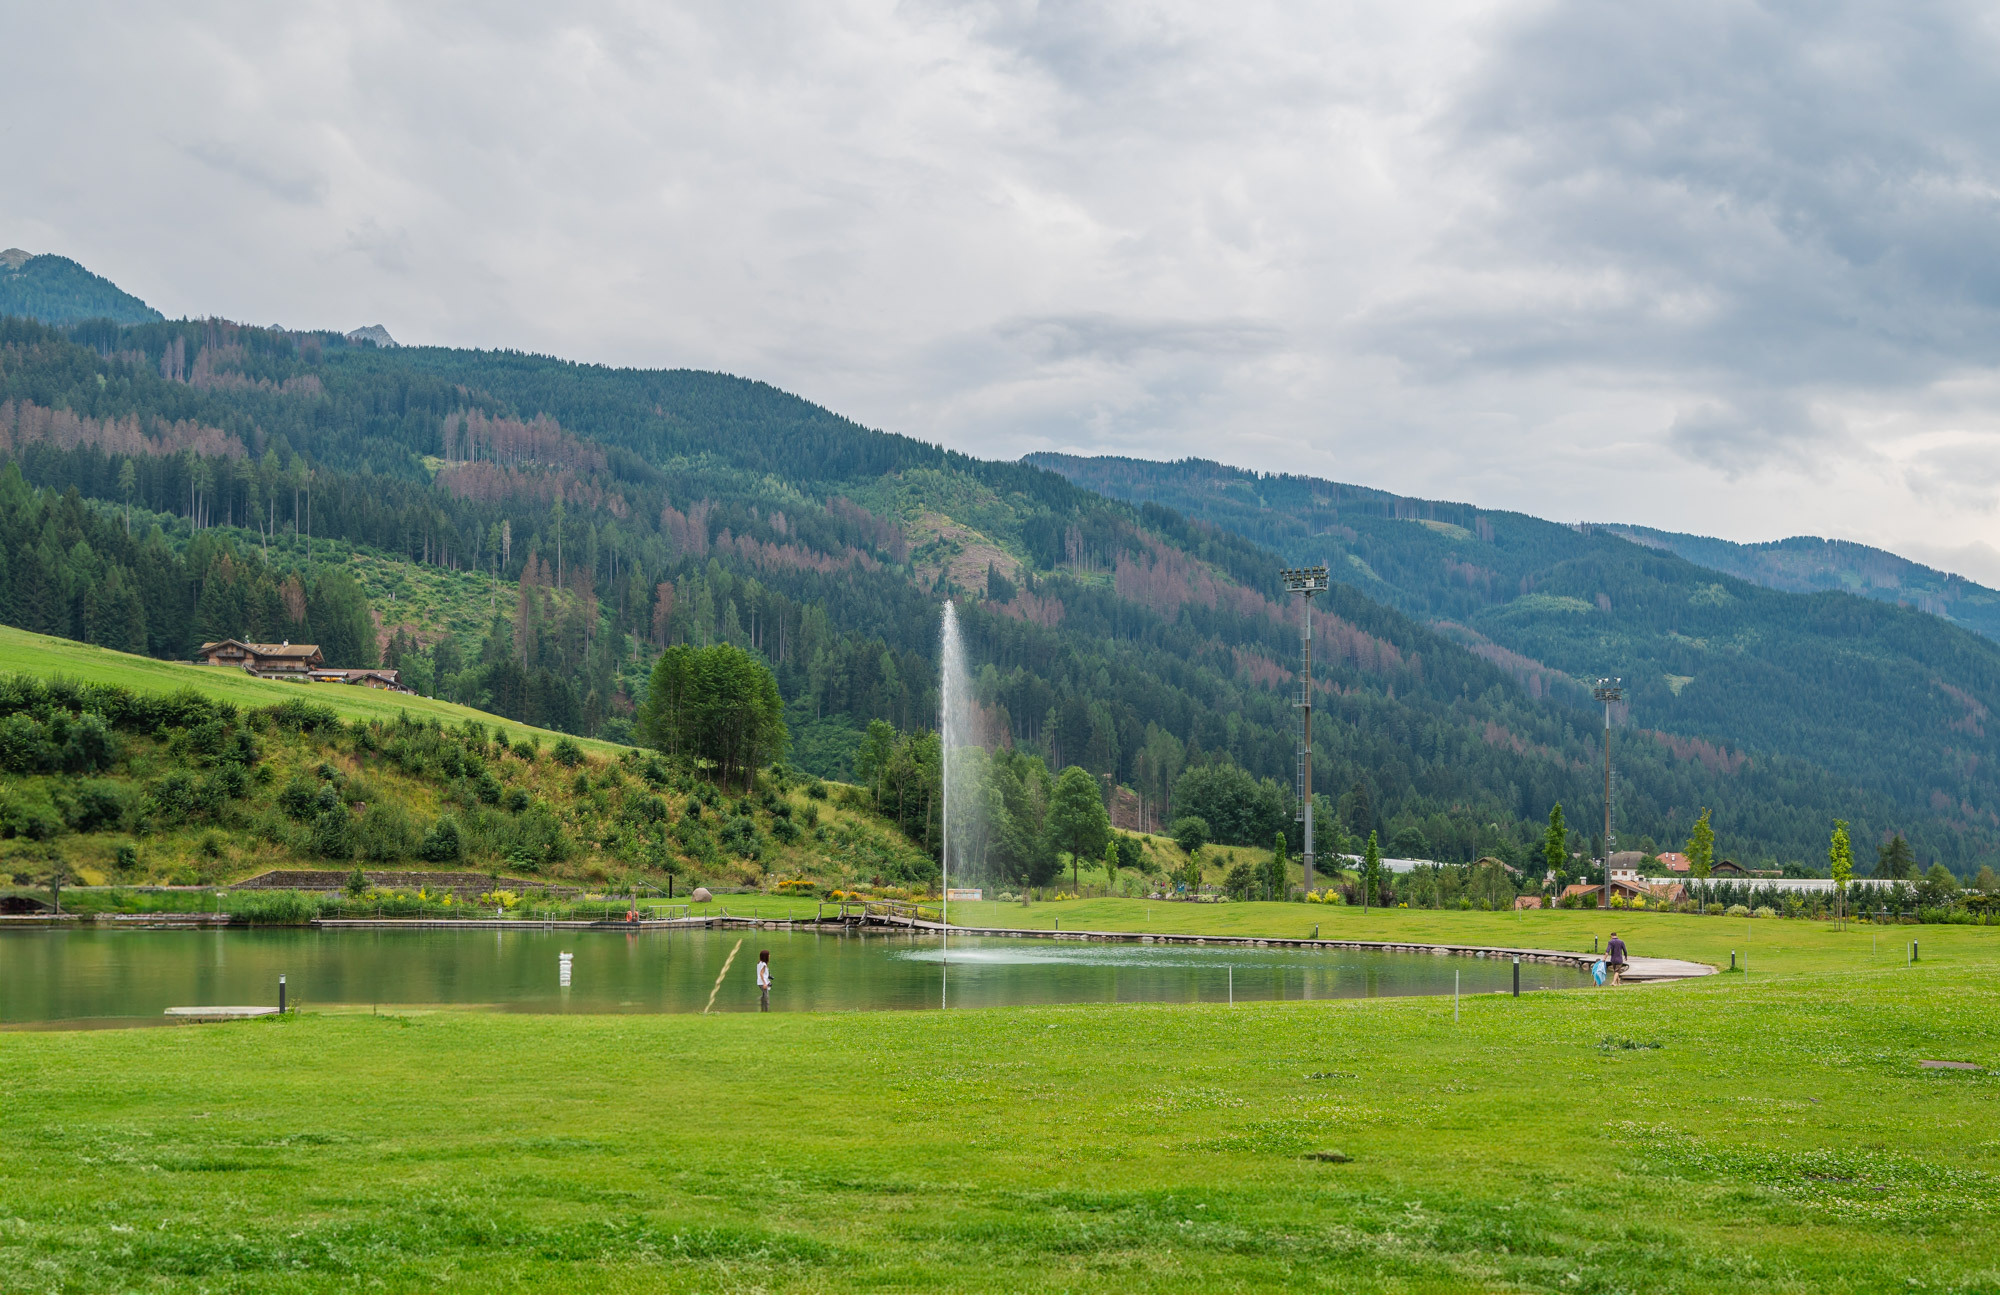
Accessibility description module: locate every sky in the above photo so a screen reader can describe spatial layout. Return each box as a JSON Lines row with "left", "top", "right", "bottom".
{"left": 5, "top": 0, "right": 2000, "bottom": 582}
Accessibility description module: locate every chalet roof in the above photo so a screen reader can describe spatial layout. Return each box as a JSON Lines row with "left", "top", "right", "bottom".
{"left": 199, "top": 639, "right": 321, "bottom": 659}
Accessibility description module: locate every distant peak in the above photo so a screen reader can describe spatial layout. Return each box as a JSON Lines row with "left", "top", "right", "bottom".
{"left": 0, "top": 248, "right": 32, "bottom": 271}
{"left": 346, "top": 324, "right": 398, "bottom": 348}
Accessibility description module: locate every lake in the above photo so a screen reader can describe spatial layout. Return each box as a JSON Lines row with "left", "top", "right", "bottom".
{"left": 0, "top": 928, "right": 1594, "bottom": 1026}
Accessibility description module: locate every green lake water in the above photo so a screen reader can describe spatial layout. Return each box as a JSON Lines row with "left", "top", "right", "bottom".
{"left": 0, "top": 929, "right": 1594, "bottom": 1026}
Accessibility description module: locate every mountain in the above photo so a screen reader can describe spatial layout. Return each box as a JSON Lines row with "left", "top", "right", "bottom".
{"left": 1602, "top": 525, "right": 2000, "bottom": 642}
{"left": 0, "top": 250, "right": 164, "bottom": 326}
{"left": 1026, "top": 453, "right": 2000, "bottom": 870}
{"left": 0, "top": 291, "right": 1994, "bottom": 876}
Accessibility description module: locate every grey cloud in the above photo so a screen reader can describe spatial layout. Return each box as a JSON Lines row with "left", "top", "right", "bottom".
{"left": 183, "top": 141, "right": 328, "bottom": 206}
{"left": 1903, "top": 436, "right": 2000, "bottom": 510}
{"left": 1663, "top": 393, "right": 1838, "bottom": 476}
{"left": 1369, "top": 0, "right": 2000, "bottom": 405}
{"left": 994, "top": 313, "right": 1286, "bottom": 365}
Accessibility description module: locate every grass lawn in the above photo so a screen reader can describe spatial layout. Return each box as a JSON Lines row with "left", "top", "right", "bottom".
{"left": 4, "top": 920, "right": 1995, "bottom": 1292}
{"left": 0, "top": 623, "right": 632, "bottom": 756}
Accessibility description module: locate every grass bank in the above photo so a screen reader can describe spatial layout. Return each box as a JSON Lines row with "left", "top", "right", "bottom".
{"left": 941, "top": 897, "right": 1968, "bottom": 979}
{"left": 3, "top": 952, "right": 1995, "bottom": 1292}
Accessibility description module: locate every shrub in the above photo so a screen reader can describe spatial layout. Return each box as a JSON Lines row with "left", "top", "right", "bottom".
{"left": 503, "top": 788, "right": 530, "bottom": 813}
{"left": 770, "top": 816, "right": 801, "bottom": 845}
{"left": 719, "top": 815, "right": 764, "bottom": 860}
{"left": 1754, "top": 906, "right": 1777, "bottom": 919}
{"left": 552, "top": 738, "right": 584, "bottom": 768}
{"left": 346, "top": 865, "right": 369, "bottom": 897}
{"left": 147, "top": 769, "right": 204, "bottom": 825}
{"left": 1171, "top": 815, "right": 1211, "bottom": 855}
{"left": 0, "top": 788, "right": 62, "bottom": 840}
{"left": 278, "top": 775, "right": 319, "bottom": 820}
{"left": 113, "top": 843, "right": 139, "bottom": 873}
{"left": 805, "top": 779, "right": 828, "bottom": 800}
{"left": 1725, "top": 903, "right": 1750, "bottom": 917}
{"left": 310, "top": 807, "right": 353, "bottom": 860}
{"left": 226, "top": 890, "right": 322, "bottom": 924}
{"left": 419, "top": 816, "right": 463, "bottom": 863}
{"left": 355, "top": 803, "right": 416, "bottom": 862}
{"left": 264, "top": 698, "right": 341, "bottom": 734}
{"left": 66, "top": 780, "right": 129, "bottom": 832}
{"left": 1705, "top": 902, "right": 1725, "bottom": 915}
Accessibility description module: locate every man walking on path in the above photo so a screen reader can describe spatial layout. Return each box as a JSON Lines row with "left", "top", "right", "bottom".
{"left": 1606, "top": 931, "right": 1628, "bottom": 986}
{"left": 757, "top": 949, "right": 772, "bottom": 1011}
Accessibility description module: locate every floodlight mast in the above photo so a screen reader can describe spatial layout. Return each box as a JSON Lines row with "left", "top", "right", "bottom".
{"left": 1282, "top": 566, "right": 1331, "bottom": 897}
{"left": 1592, "top": 679, "right": 1623, "bottom": 909}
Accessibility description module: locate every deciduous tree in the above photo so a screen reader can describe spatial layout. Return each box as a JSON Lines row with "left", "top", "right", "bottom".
{"left": 1687, "top": 807, "right": 1715, "bottom": 880}
{"left": 1048, "top": 765, "right": 1111, "bottom": 892}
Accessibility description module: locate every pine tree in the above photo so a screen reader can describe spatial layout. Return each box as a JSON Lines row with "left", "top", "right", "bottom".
{"left": 1267, "top": 830, "right": 1289, "bottom": 901}
{"left": 1362, "top": 829, "right": 1381, "bottom": 914}
{"left": 1876, "top": 833, "right": 1916, "bottom": 880}
{"left": 1543, "top": 804, "right": 1567, "bottom": 888}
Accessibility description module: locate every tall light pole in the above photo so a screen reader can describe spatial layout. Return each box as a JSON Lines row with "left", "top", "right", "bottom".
{"left": 1593, "top": 679, "right": 1623, "bottom": 910}
{"left": 1282, "top": 566, "right": 1330, "bottom": 896}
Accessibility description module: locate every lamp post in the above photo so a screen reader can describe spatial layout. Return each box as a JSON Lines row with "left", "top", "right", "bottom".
{"left": 1593, "top": 679, "right": 1623, "bottom": 909}
{"left": 1281, "top": 565, "right": 1331, "bottom": 896}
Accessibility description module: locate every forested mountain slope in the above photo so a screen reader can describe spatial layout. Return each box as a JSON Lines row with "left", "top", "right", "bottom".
{"left": 0, "top": 250, "right": 163, "bottom": 328}
{"left": 1, "top": 297, "right": 1994, "bottom": 873}
{"left": 1029, "top": 453, "right": 2000, "bottom": 870}
{"left": 1603, "top": 524, "right": 2000, "bottom": 642}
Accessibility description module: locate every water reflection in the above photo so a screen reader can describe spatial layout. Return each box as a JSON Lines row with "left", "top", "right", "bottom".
{"left": 0, "top": 929, "right": 1591, "bottom": 1025}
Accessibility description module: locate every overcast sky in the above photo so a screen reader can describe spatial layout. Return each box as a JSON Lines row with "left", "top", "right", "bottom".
{"left": 6, "top": 1, "right": 2000, "bottom": 580}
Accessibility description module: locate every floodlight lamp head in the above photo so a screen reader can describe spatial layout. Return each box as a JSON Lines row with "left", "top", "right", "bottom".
{"left": 1592, "top": 677, "right": 1624, "bottom": 704}
{"left": 1281, "top": 564, "right": 1330, "bottom": 595}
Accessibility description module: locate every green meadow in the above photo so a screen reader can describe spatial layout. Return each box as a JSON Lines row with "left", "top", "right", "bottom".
{"left": 3, "top": 912, "right": 1994, "bottom": 1292}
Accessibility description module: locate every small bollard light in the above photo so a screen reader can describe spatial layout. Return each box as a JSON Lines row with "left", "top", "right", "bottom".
{"left": 278, "top": 975, "right": 287, "bottom": 1013}
{"left": 1730, "top": 950, "right": 1736, "bottom": 972}
{"left": 1912, "top": 940, "right": 1919, "bottom": 964}
{"left": 1513, "top": 957, "right": 1520, "bottom": 997}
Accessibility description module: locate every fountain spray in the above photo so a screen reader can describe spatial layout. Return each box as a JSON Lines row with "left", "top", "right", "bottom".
{"left": 938, "top": 599, "right": 982, "bottom": 1008}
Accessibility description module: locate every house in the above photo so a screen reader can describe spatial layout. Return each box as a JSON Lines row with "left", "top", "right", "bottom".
{"left": 1513, "top": 895, "right": 1544, "bottom": 910}
{"left": 1707, "top": 859, "right": 1779, "bottom": 878}
{"left": 197, "top": 639, "right": 324, "bottom": 675}
{"left": 1559, "top": 878, "right": 1687, "bottom": 907}
{"left": 308, "top": 667, "right": 411, "bottom": 693}
{"left": 1655, "top": 851, "right": 1691, "bottom": 874}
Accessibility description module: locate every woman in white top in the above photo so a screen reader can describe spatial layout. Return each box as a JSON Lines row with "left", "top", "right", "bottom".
{"left": 757, "top": 949, "right": 771, "bottom": 1010}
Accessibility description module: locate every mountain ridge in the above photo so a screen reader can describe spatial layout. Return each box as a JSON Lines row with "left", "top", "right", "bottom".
{"left": 0, "top": 254, "right": 1996, "bottom": 874}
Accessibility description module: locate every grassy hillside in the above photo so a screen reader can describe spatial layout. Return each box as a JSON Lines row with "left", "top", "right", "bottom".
{"left": 0, "top": 624, "right": 625, "bottom": 755}
{"left": 0, "top": 628, "right": 929, "bottom": 891}
{"left": 3, "top": 946, "right": 1995, "bottom": 1290}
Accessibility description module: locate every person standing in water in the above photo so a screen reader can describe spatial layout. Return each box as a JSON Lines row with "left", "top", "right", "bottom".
{"left": 756, "top": 949, "right": 772, "bottom": 1010}
{"left": 1606, "top": 930, "right": 1628, "bottom": 986}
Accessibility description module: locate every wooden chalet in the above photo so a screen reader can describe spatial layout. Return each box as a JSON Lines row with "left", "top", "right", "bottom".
{"left": 197, "top": 639, "right": 324, "bottom": 675}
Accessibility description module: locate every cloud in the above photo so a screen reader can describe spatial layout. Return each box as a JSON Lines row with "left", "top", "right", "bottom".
{"left": 2, "top": 0, "right": 1999, "bottom": 574}
{"left": 1903, "top": 435, "right": 2000, "bottom": 511}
